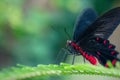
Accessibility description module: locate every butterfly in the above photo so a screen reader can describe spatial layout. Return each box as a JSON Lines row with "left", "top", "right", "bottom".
{"left": 56, "top": 7, "right": 120, "bottom": 67}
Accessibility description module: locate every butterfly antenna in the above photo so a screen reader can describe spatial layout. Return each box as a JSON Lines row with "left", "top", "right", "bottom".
{"left": 64, "top": 27, "right": 71, "bottom": 40}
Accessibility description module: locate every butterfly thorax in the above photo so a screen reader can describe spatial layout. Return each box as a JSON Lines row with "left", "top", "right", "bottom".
{"left": 67, "top": 40, "right": 80, "bottom": 51}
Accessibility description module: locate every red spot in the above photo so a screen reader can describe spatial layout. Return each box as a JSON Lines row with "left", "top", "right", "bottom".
{"left": 108, "top": 44, "right": 112, "bottom": 48}
{"left": 96, "top": 37, "right": 99, "bottom": 41}
{"left": 97, "top": 51, "right": 101, "bottom": 55}
{"left": 103, "top": 40, "right": 107, "bottom": 44}
{"left": 105, "top": 63, "right": 108, "bottom": 67}
{"left": 111, "top": 50, "right": 115, "bottom": 55}
{"left": 112, "top": 59, "right": 116, "bottom": 65}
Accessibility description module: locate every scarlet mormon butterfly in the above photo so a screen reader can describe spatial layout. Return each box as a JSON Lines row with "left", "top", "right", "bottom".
{"left": 56, "top": 7, "right": 120, "bottom": 67}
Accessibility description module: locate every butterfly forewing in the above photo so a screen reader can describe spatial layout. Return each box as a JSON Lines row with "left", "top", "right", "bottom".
{"left": 73, "top": 8, "right": 97, "bottom": 42}
{"left": 79, "top": 7, "right": 120, "bottom": 40}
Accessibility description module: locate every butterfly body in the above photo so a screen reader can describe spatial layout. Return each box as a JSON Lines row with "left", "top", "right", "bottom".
{"left": 67, "top": 40, "right": 97, "bottom": 65}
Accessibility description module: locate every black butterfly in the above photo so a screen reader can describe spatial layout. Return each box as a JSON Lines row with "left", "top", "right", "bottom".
{"left": 57, "top": 7, "right": 120, "bottom": 67}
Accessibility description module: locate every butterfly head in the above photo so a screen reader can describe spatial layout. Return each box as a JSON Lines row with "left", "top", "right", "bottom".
{"left": 67, "top": 40, "right": 72, "bottom": 45}
{"left": 66, "top": 40, "right": 79, "bottom": 54}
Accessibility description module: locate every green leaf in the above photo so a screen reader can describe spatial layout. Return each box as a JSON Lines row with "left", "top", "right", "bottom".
{"left": 0, "top": 63, "right": 120, "bottom": 80}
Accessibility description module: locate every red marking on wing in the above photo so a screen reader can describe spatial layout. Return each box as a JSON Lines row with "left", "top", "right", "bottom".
{"left": 108, "top": 44, "right": 112, "bottom": 48}
{"left": 105, "top": 63, "right": 108, "bottom": 67}
{"left": 111, "top": 50, "right": 115, "bottom": 55}
{"left": 103, "top": 40, "right": 107, "bottom": 44}
{"left": 96, "top": 51, "right": 101, "bottom": 55}
{"left": 96, "top": 37, "right": 99, "bottom": 41}
{"left": 112, "top": 59, "right": 116, "bottom": 65}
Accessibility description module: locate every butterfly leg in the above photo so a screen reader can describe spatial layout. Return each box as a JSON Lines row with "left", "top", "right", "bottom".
{"left": 72, "top": 53, "right": 76, "bottom": 64}
{"left": 83, "top": 57, "right": 86, "bottom": 63}
{"left": 55, "top": 48, "right": 68, "bottom": 64}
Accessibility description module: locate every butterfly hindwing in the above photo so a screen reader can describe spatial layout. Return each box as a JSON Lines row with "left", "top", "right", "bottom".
{"left": 96, "top": 50, "right": 119, "bottom": 67}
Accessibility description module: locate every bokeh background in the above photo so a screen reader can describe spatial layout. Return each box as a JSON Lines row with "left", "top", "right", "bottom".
{"left": 0, "top": 0, "right": 120, "bottom": 68}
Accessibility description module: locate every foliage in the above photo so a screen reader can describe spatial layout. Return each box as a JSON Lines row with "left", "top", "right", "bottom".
{"left": 0, "top": 63, "right": 120, "bottom": 80}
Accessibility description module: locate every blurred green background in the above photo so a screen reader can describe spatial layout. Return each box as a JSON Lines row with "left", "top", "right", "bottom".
{"left": 0, "top": 0, "right": 120, "bottom": 68}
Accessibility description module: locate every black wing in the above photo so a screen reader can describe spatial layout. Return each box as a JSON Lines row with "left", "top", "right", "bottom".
{"left": 79, "top": 7, "right": 120, "bottom": 41}
{"left": 79, "top": 7, "right": 120, "bottom": 67}
{"left": 73, "top": 8, "right": 97, "bottom": 42}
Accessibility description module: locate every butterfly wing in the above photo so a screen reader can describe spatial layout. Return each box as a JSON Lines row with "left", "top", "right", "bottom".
{"left": 79, "top": 7, "right": 120, "bottom": 67}
{"left": 73, "top": 8, "right": 97, "bottom": 42}
{"left": 79, "top": 7, "right": 120, "bottom": 41}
